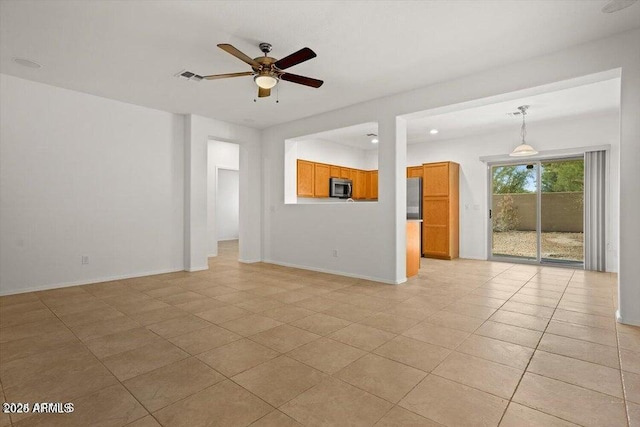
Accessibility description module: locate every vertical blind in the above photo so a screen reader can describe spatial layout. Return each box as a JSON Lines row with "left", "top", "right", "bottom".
{"left": 584, "top": 150, "right": 606, "bottom": 271}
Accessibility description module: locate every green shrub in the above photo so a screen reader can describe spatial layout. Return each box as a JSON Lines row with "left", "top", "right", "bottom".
{"left": 494, "top": 195, "right": 519, "bottom": 232}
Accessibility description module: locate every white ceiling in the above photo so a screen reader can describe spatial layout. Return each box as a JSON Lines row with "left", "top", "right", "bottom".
{"left": 292, "top": 122, "right": 379, "bottom": 151}
{"left": 1, "top": 1, "right": 638, "bottom": 129}
{"left": 407, "top": 78, "right": 621, "bottom": 143}
{"left": 293, "top": 78, "right": 620, "bottom": 150}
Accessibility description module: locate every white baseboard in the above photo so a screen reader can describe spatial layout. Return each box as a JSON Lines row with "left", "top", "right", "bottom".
{"left": 262, "top": 259, "right": 403, "bottom": 285}
{"left": 0, "top": 266, "right": 185, "bottom": 297}
{"left": 616, "top": 309, "right": 640, "bottom": 327}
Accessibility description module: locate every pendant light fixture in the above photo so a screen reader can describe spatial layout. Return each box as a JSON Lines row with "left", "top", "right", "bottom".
{"left": 509, "top": 105, "right": 538, "bottom": 157}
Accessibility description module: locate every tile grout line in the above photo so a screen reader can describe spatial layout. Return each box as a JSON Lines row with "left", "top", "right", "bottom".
{"left": 498, "top": 271, "right": 575, "bottom": 425}
{"left": 496, "top": 268, "right": 589, "bottom": 427}
{"left": 360, "top": 263, "right": 539, "bottom": 426}
{"left": 1, "top": 254, "right": 626, "bottom": 427}
{"left": 34, "top": 294, "right": 169, "bottom": 427}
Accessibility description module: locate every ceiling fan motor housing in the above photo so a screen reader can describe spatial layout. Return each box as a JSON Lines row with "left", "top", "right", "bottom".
{"left": 259, "top": 42, "right": 272, "bottom": 54}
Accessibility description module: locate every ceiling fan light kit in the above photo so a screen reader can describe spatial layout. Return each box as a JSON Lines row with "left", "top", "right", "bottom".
{"left": 509, "top": 105, "right": 538, "bottom": 157}
{"left": 192, "top": 42, "right": 323, "bottom": 99}
{"left": 254, "top": 74, "right": 278, "bottom": 89}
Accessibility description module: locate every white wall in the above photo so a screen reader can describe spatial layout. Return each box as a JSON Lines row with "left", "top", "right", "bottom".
{"left": 297, "top": 139, "right": 374, "bottom": 170}
{"left": 216, "top": 169, "right": 239, "bottom": 241}
{"left": 184, "top": 115, "right": 261, "bottom": 267}
{"left": 206, "top": 140, "right": 239, "bottom": 254}
{"left": 364, "top": 150, "right": 380, "bottom": 170}
{"left": 261, "top": 29, "right": 640, "bottom": 324}
{"left": 0, "top": 74, "right": 184, "bottom": 295}
{"left": 407, "top": 112, "right": 620, "bottom": 269}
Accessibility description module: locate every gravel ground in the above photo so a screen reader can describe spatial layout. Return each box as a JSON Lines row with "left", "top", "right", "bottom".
{"left": 492, "top": 231, "right": 584, "bottom": 261}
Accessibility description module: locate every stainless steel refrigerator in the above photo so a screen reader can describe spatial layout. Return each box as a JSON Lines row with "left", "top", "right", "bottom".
{"left": 407, "top": 177, "right": 422, "bottom": 220}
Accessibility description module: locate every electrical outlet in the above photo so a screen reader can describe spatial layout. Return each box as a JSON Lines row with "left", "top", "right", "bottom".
{"left": 81, "top": 256, "right": 89, "bottom": 265}
{"left": 332, "top": 249, "right": 338, "bottom": 257}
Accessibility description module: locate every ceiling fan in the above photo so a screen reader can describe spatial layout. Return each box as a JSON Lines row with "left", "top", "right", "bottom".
{"left": 195, "top": 42, "right": 323, "bottom": 98}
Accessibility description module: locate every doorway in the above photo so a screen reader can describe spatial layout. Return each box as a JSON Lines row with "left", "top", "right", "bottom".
{"left": 207, "top": 140, "right": 240, "bottom": 259}
{"left": 489, "top": 157, "right": 584, "bottom": 267}
{"left": 216, "top": 168, "right": 239, "bottom": 241}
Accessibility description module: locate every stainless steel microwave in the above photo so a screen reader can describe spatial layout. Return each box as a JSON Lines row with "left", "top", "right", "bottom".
{"left": 330, "top": 178, "right": 352, "bottom": 199}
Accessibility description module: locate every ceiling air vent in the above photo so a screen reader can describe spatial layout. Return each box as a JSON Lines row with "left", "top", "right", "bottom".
{"left": 175, "top": 70, "right": 204, "bottom": 81}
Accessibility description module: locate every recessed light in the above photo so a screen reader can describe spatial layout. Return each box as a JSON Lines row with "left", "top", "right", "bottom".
{"left": 371, "top": 138, "right": 379, "bottom": 144}
{"left": 12, "top": 57, "right": 42, "bottom": 69}
{"left": 602, "top": 0, "right": 637, "bottom": 13}
{"left": 430, "top": 129, "right": 439, "bottom": 135}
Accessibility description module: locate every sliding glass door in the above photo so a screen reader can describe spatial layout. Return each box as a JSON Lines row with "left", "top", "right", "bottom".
{"left": 491, "top": 163, "right": 538, "bottom": 260}
{"left": 540, "top": 159, "right": 584, "bottom": 264}
{"left": 489, "top": 157, "right": 584, "bottom": 267}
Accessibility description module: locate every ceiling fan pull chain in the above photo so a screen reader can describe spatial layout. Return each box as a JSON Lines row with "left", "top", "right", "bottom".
{"left": 276, "top": 85, "right": 279, "bottom": 103}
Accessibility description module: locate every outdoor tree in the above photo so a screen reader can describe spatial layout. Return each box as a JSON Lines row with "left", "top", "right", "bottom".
{"left": 492, "top": 165, "right": 535, "bottom": 194}
{"left": 541, "top": 160, "right": 584, "bottom": 192}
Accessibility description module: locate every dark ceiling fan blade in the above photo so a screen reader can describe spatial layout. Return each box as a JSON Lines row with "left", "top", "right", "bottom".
{"left": 258, "top": 87, "right": 271, "bottom": 98}
{"left": 274, "top": 47, "right": 316, "bottom": 70}
{"left": 217, "top": 44, "right": 261, "bottom": 69}
{"left": 203, "top": 71, "right": 253, "bottom": 80}
{"left": 280, "top": 73, "right": 323, "bottom": 88}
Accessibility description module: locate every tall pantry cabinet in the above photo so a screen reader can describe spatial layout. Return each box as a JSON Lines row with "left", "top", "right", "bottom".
{"left": 422, "top": 161, "right": 459, "bottom": 259}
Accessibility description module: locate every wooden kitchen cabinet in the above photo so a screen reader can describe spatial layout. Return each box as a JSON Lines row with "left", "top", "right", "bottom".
{"left": 296, "top": 158, "right": 379, "bottom": 201}
{"left": 407, "top": 166, "right": 423, "bottom": 178}
{"left": 297, "top": 160, "right": 315, "bottom": 197}
{"left": 422, "top": 161, "right": 459, "bottom": 259}
{"left": 370, "top": 171, "right": 378, "bottom": 199}
{"left": 364, "top": 171, "right": 372, "bottom": 199}
{"left": 354, "top": 170, "right": 366, "bottom": 199}
{"left": 314, "top": 163, "right": 331, "bottom": 198}
{"left": 348, "top": 169, "right": 358, "bottom": 185}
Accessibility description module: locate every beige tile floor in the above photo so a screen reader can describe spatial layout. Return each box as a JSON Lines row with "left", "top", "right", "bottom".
{"left": 0, "top": 240, "right": 638, "bottom": 426}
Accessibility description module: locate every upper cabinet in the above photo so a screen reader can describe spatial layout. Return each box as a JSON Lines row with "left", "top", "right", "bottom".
{"left": 314, "top": 163, "right": 331, "bottom": 198}
{"left": 369, "top": 171, "right": 378, "bottom": 199}
{"left": 297, "top": 160, "right": 315, "bottom": 197}
{"left": 296, "top": 158, "right": 378, "bottom": 200}
{"left": 354, "top": 170, "right": 366, "bottom": 199}
{"left": 407, "top": 166, "right": 423, "bottom": 178}
{"left": 423, "top": 162, "right": 451, "bottom": 196}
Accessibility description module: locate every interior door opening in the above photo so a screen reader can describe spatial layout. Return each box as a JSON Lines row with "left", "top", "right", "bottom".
{"left": 489, "top": 157, "right": 584, "bottom": 267}
{"left": 207, "top": 139, "right": 240, "bottom": 260}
